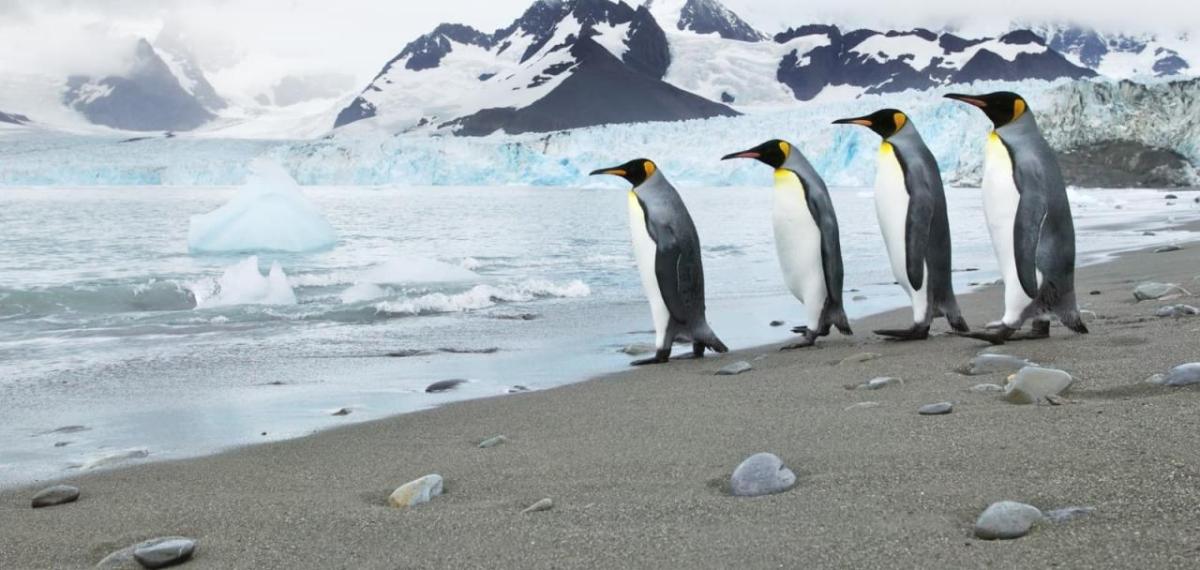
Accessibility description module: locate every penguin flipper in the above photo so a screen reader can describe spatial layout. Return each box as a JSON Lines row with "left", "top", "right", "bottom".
{"left": 1013, "top": 190, "right": 1048, "bottom": 300}
{"left": 793, "top": 169, "right": 845, "bottom": 308}
{"left": 651, "top": 228, "right": 702, "bottom": 322}
{"left": 903, "top": 191, "right": 933, "bottom": 292}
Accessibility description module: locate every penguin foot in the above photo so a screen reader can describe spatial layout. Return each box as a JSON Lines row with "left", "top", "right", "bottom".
{"left": 954, "top": 326, "right": 1015, "bottom": 345}
{"left": 670, "top": 353, "right": 703, "bottom": 361}
{"left": 873, "top": 326, "right": 930, "bottom": 341}
{"left": 790, "top": 326, "right": 810, "bottom": 334}
{"left": 631, "top": 349, "right": 671, "bottom": 366}
{"left": 1007, "top": 330, "right": 1050, "bottom": 341}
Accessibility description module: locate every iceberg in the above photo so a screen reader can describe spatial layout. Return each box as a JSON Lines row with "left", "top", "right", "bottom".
{"left": 187, "top": 159, "right": 336, "bottom": 253}
{"left": 189, "top": 256, "right": 298, "bottom": 308}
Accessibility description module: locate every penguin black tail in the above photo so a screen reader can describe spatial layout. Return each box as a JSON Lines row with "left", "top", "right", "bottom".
{"left": 938, "top": 298, "right": 971, "bottom": 333}
{"left": 693, "top": 323, "right": 728, "bottom": 354}
{"left": 1058, "top": 309, "right": 1090, "bottom": 334}
{"left": 826, "top": 302, "right": 853, "bottom": 336}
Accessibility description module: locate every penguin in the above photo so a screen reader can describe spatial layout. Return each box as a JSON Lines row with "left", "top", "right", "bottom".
{"left": 590, "top": 159, "right": 729, "bottom": 365}
{"left": 721, "top": 140, "right": 852, "bottom": 349}
{"left": 944, "top": 92, "right": 1088, "bottom": 344}
{"left": 832, "top": 109, "right": 970, "bottom": 340}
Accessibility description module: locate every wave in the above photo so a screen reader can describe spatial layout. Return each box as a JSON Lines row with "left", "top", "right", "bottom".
{"left": 374, "top": 279, "right": 590, "bottom": 316}
{"left": 288, "top": 256, "right": 480, "bottom": 288}
{"left": 0, "top": 280, "right": 196, "bottom": 318}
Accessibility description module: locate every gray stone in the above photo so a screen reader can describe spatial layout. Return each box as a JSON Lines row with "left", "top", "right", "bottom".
{"left": 1154, "top": 245, "right": 1182, "bottom": 253}
{"left": 619, "top": 343, "right": 656, "bottom": 356}
{"left": 388, "top": 474, "right": 444, "bottom": 508}
{"left": 969, "top": 383, "right": 1005, "bottom": 393}
{"left": 1133, "top": 282, "right": 1182, "bottom": 301}
{"left": 918, "top": 402, "right": 953, "bottom": 415}
{"left": 730, "top": 453, "right": 796, "bottom": 497}
{"left": 716, "top": 361, "right": 753, "bottom": 376}
{"left": 1165, "top": 194, "right": 1179, "bottom": 199}
{"left": 506, "top": 385, "right": 531, "bottom": 393}
{"left": 99, "top": 537, "right": 195, "bottom": 570}
{"left": 1155, "top": 304, "right": 1199, "bottom": 318}
{"left": 479, "top": 435, "right": 508, "bottom": 449}
{"left": 330, "top": 407, "right": 351, "bottom": 416}
{"left": 31, "top": 485, "right": 79, "bottom": 508}
{"left": 1004, "top": 367, "right": 1074, "bottom": 404}
{"left": 856, "top": 377, "right": 903, "bottom": 390}
{"left": 425, "top": 379, "right": 468, "bottom": 393}
{"left": 521, "top": 498, "right": 554, "bottom": 514}
{"left": 1163, "top": 363, "right": 1200, "bottom": 387}
{"left": 975, "top": 501, "right": 1043, "bottom": 540}
{"left": 769, "top": 320, "right": 785, "bottom": 327}
{"left": 958, "top": 353, "right": 1033, "bottom": 376}
{"left": 133, "top": 537, "right": 196, "bottom": 569}
{"left": 839, "top": 352, "right": 881, "bottom": 366}
{"left": 1045, "top": 506, "right": 1094, "bottom": 523}
{"left": 852, "top": 295, "right": 868, "bottom": 301}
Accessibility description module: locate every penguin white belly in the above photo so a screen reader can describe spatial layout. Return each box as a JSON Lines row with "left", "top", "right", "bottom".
{"left": 772, "top": 170, "right": 827, "bottom": 329}
{"left": 628, "top": 192, "right": 671, "bottom": 350}
{"left": 982, "top": 134, "right": 1038, "bottom": 326}
{"left": 874, "top": 143, "right": 927, "bottom": 324}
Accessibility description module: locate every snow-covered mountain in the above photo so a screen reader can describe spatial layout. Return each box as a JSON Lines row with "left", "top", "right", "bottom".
{"left": 337, "top": 0, "right": 1198, "bottom": 135}
{"left": 62, "top": 39, "right": 225, "bottom": 132}
{"left": 1031, "top": 24, "right": 1194, "bottom": 78}
{"left": 334, "top": 0, "right": 738, "bottom": 135}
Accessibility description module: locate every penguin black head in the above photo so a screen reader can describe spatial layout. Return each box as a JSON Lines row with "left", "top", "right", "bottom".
{"left": 721, "top": 140, "right": 792, "bottom": 169}
{"left": 832, "top": 109, "right": 909, "bottom": 139}
{"left": 589, "top": 159, "right": 658, "bottom": 187}
{"left": 945, "top": 92, "right": 1028, "bottom": 128}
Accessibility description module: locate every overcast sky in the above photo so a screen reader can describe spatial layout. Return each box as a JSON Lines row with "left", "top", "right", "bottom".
{"left": 2, "top": 0, "right": 1196, "bottom": 104}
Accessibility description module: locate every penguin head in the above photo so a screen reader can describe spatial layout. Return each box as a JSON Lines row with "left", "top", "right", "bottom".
{"left": 945, "top": 92, "right": 1028, "bottom": 128}
{"left": 832, "top": 109, "right": 909, "bottom": 139}
{"left": 721, "top": 140, "right": 792, "bottom": 169}
{"left": 589, "top": 159, "right": 658, "bottom": 187}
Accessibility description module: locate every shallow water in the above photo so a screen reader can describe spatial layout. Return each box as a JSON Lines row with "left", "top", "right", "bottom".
{"left": 1, "top": 185, "right": 1195, "bottom": 487}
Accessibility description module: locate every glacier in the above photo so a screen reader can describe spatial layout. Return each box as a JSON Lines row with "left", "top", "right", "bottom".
{"left": 1, "top": 78, "right": 1197, "bottom": 188}
{"left": 187, "top": 159, "right": 337, "bottom": 253}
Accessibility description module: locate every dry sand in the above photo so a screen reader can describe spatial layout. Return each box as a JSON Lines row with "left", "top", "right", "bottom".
{"left": 2, "top": 243, "right": 1199, "bottom": 569}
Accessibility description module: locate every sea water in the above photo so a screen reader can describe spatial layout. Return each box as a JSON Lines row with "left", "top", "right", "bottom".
{"left": 0, "top": 185, "right": 1195, "bottom": 487}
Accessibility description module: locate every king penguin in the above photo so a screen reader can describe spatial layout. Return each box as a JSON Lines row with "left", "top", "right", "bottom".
{"left": 944, "top": 92, "right": 1088, "bottom": 344}
{"left": 721, "top": 140, "right": 852, "bottom": 349}
{"left": 590, "top": 159, "right": 729, "bottom": 365}
{"left": 833, "top": 109, "right": 970, "bottom": 340}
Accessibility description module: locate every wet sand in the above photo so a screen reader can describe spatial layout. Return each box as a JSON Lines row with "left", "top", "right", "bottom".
{"left": 2, "top": 242, "right": 1199, "bottom": 569}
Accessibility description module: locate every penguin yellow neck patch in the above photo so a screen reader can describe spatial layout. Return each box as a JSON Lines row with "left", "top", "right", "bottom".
{"left": 773, "top": 169, "right": 804, "bottom": 193}
{"left": 879, "top": 141, "right": 895, "bottom": 156}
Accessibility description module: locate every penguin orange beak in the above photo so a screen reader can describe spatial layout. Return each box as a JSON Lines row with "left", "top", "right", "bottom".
{"left": 832, "top": 117, "right": 873, "bottom": 127}
{"left": 720, "top": 150, "right": 760, "bottom": 161}
{"left": 944, "top": 93, "right": 987, "bottom": 108}
{"left": 589, "top": 167, "right": 627, "bottom": 177}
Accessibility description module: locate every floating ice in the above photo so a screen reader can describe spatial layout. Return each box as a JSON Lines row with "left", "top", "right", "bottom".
{"left": 359, "top": 256, "right": 479, "bottom": 284}
{"left": 339, "top": 282, "right": 387, "bottom": 304}
{"left": 187, "top": 159, "right": 336, "bottom": 254}
{"left": 189, "top": 256, "right": 297, "bottom": 308}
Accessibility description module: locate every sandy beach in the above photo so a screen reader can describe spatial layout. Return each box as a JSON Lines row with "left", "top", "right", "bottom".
{"left": 3, "top": 236, "right": 1199, "bottom": 569}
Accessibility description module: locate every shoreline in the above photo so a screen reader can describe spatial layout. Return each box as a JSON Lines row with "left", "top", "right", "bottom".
{"left": 3, "top": 235, "right": 1200, "bottom": 567}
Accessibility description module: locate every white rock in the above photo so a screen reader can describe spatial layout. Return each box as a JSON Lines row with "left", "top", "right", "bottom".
{"left": 844, "top": 401, "right": 881, "bottom": 411}
{"left": 858, "top": 377, "right": 903, "bottom": 390}
{"left": 969, "top": 383, "right": 1005, "bottom": 393}
{"left": 1163, "top": 363, "right": 1200, "bottom": 387}
{"left": 730, "top": 453, "right": 795, "bottom": 497}
{"left": 975, "top": 501, "right": 1043, "bottom": 539}
{"left": 1133, "top": 282, "right": 1183, "bottom": 301}
{"left": 388, "top": 474, "right": 444, "bottom": 508}
{"left": 716, "top": 361, "right": 753, "bottom": 376}
{"left": 1004, "top": 367, "right": 1074, "bottom": 404}
{"left": 521, "top": 498, "right": 554, "bottom": 514}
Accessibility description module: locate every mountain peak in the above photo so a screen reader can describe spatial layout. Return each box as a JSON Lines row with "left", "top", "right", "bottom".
{"left": 646, "top": 0, "right": 764, "bottom": 41}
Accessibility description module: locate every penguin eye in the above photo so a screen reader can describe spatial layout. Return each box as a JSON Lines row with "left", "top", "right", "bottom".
{"left": 643, "top": 161, "right": 656, "bottom": 177}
